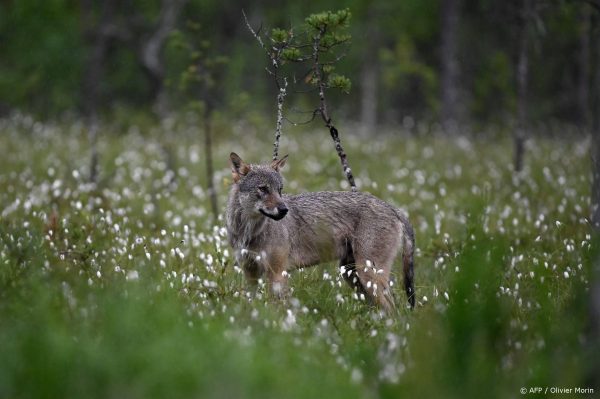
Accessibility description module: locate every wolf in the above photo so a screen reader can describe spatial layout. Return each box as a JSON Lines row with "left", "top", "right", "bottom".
{"left": 226, "top": 152, "right": 415, "bottom": 311}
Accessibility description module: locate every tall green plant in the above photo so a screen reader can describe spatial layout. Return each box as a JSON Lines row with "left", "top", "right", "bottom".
{"left": 168, "top": 22, "right": 228, "bottom": 221}
{"left": 246, "top": 9, "right": 357, "bottom": 190}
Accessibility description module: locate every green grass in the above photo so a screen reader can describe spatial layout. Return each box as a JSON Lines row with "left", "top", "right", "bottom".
{"left": 0, "top": 114, "right": 596, "bottom": 398}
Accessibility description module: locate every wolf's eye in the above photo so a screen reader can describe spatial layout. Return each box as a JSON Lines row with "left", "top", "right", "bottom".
{"left": 258, "top": 185, "right": 269, "bottom": 194}
{"left": 278, "top": 186, "right": 283, "bottom": 195}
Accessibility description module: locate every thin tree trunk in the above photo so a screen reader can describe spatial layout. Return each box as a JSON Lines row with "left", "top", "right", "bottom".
{"left": 360, "top": 61, "right": 378, "bottom": 134}
{"left": 514, "top": 0, "right": 530, "bottom": 173}
{"left": 88, "top": 121, "right": 99, "bottom": 184}
{"left": 593, "top": 136, "right": 600, "bottom": 229}
{"left": 139, "top": 0, "right": 187, "bottom": 119}
{"left": 204, "top": 107, "right": 219, "bottom": 221}
{"left": 81, "top": 0, "right": 116, "bottom": 183}
{"left": 579, "top": 6, "right": 591, "bottom": 130}
{"left": 440, "top": 0, "right": 460, "bottom": 130}
{"left": 360, "top": 7, "right": 379, "bottom": 134}
{"left": 137, "top": 0, "right": 186, "bottom": 190}
{"left": 312, "top": 30, "right": 357, "bottom": 191}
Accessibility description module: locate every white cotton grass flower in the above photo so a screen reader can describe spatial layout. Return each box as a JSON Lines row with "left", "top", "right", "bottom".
{"left": 126, "top": 270, "right": 139, "bottom": 281}
{"left": 281, "top": 309, "right": 296, "bottom": 332}
{"left": 351, "top": 368, "right": 363, "bottom": 384}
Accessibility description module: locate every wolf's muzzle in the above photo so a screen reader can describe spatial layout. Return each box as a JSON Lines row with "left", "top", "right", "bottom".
{"left": 260, "top": 205, "right": 288, "bottom": 221}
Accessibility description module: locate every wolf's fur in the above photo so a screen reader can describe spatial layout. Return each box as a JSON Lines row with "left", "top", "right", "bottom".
{"left": 226, "top": 152, "right": 415, "bottom": 311}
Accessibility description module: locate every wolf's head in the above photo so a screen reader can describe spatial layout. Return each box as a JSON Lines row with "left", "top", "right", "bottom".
{"left": 229, "top": 152, "right": 289, "bottom": 221}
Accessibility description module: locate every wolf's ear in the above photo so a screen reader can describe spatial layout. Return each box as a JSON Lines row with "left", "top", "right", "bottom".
{"left": 230, "top": 152, "right": 251, "bottom": 182}
{"left": 270, "top": 154, "right": 288, "bottom": 172}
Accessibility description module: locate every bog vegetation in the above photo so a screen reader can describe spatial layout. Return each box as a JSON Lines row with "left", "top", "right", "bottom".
{"left": 0, "top": 114, "right": 594, "bottom": 398}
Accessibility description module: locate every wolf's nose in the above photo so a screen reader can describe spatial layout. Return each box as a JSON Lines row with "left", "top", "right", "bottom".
{"left": 277, "top": 205, "right": 288, "bottom": 217}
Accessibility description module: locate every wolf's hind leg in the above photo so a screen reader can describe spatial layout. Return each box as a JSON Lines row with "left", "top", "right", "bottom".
{"left": 352, "top": 258, "right": 396, "bottom": 313}
{"left": 339, "top": 241, "right": 364, "bottom": 293}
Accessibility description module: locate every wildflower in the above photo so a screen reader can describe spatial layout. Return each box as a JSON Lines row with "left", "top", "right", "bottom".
{"left": 351, "top": 368, "right": 363, "bottom": 384}
{"left": 126, "top": 270, "right": 139, "bottom": 281}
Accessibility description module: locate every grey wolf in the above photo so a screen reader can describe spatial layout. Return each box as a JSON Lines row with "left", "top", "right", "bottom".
{"left": 226, "top": 152, "right": 415, "bottom": 311}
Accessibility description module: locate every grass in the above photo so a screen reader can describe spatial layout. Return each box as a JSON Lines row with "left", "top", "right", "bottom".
{"left": 0, "top": 113, "right": 596, "bottom": 398}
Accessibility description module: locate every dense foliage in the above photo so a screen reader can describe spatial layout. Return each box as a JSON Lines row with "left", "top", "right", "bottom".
{"left": 0, "top": 0, "right": 595, "bottom": 126}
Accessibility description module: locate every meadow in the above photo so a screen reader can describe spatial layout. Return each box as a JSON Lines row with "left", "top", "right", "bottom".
{"left": 0, "top": 113, "right": 596, "bottom": 398}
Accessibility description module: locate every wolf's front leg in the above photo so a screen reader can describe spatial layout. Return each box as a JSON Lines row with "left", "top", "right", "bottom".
{"left": 264, "top": 249, "right": 290, "bottom": 299}
{"left": 241, "top": 259, "right": 262, "bottom": 288}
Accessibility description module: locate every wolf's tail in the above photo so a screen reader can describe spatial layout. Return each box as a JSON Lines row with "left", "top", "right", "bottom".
{"left": 398, "top": 212, "right": 415, "bottom": 308}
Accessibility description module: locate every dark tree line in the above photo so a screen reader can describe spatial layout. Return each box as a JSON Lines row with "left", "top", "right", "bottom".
{"left": 0, "top": 0, "right": 597, "bottom": 131}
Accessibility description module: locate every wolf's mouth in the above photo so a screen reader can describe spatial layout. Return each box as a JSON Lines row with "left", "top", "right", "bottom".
{"left": 259, "top": 208, "right": 288, "bottom": 221}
